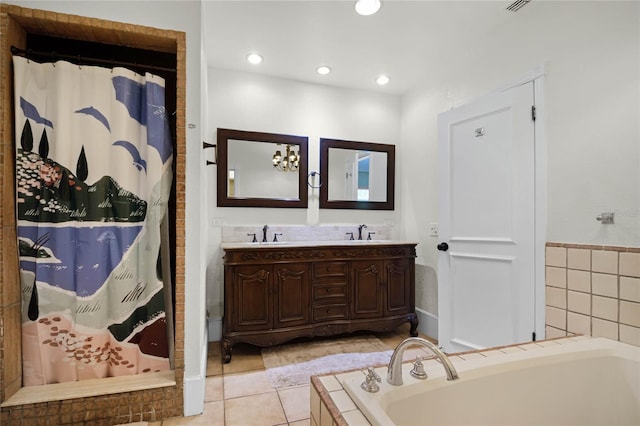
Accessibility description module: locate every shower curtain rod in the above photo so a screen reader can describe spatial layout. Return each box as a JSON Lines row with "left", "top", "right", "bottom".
{"left": 10, "top": 46, "right": 176, "bottom": 73}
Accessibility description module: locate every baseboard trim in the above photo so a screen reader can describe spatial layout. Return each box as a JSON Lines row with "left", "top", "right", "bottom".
{"left": 416, "top": 308, "right": 438, "bottom": 342}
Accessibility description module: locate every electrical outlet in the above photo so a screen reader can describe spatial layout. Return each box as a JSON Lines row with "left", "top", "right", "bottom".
{"left": 429, "top": 223, "right": 438, "bottom": 237}
{"left": 210, "top": 217, "right": 223, "bottom": 227}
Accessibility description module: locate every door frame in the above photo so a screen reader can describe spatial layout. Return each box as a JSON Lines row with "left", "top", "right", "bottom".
{"left": 439, "top": 65, "right": 547, "bottom": 343}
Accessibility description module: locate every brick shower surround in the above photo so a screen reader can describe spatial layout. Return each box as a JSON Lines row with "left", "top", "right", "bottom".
{"left": 0, "top": 5, "right": 186, "bottom": 424}
{"left": 545, "top": 242, "right": 640, "bottom": 346}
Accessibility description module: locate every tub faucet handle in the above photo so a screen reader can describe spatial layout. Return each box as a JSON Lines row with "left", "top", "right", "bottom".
{"left": 410, "top": 356, "right": 428, "bottom": 380}
{"left": 361, "top": 367, "right": 381, "bottom": 393}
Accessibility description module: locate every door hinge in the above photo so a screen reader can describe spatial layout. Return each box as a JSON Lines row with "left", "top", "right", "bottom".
{"left": 531, "top": 105, "right": 536, "bottom": 121}
{"left": 532, "top": 331, "right": 537, "bottom": 341}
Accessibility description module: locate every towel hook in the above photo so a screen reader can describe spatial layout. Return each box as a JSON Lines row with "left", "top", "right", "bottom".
{"left": 203, "top": 141, "right": 217, "bottom": 166}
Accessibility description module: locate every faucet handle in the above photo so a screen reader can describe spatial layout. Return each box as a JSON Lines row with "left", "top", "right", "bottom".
{"left": 247, "top": 233, "right": 257, "bottom": 243}
{"left": 273, "top": 233, "right": 283, "bottom": 242}
{"left": 367, "top": 232, "right": 376, "bottom": 240}
{"left": 360, "top": 367, "right": 382, "bottom": 393}
{"left": 410, "top": 356, "right": 428, "bottom": 380}
{"left": 346, "top": 232, "right": 354, "bottom": 240}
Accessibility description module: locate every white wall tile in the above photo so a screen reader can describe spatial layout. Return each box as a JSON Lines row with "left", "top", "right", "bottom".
{"left": 620, "top": 324, "right": 640, "bottom": 346}
{"left": 546, "top": 267, "right": 567, "bottom": 288}
{"left": 591, "top": 273, "right": 618, "bottom": 298}
{"left": 567, "top": 312, "right": 591, "bottom": 335}
{"left": 620, "top": 276, "right": 640, "bottom": 302}
{"left": 620, "top": 300, "right": 640, "bottom": 327}
{"left": 592, "top": 295, "right": 618, "bottom": 322}
{"left": 567, "top": 269, "right": 590, "bottom": 293}
{"left": 545, "top": 326, "right": 567, "bottom": 339}
{"left": 546, "top": 306, "right": 566, "bottom": 330}
{"left": 546, "top": 247, "right": 566, "bottom": 267}
{"left": 568, "top": 291, "right": 591, "bottom": 315}
{"left": 567, "top": 248, "right": 591, "bottom": 271}
{"left": 620, "top": 252, "right": 640, "bottom": 278}
{"left": 546, "top": 286, "right": 566, "bottom": 309}
{"left": 592, "top": 250, "right": 618, "bottom": 274}
{"left": 592, "top": 318, "right": 618, "bottom": 340}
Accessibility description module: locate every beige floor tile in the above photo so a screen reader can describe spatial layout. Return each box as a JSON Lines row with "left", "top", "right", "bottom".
{"left": 224, "top": 392, "right": 287, "bottom": 426}
{"left": 278, "top": 385, "right": 311, "bottom": 423}
{"left": 205, "top": 376, "right": 224, "bottom": 402}
{"left": 224, "top": 370, "right": 274, "bottom": 399}
{"left": 289, "top": 419, "right": 311, "bottom": 426}
{"left": 222, "top": 343, "right": 265, "bottom": 374}
{"left": 162, "top": 400, "right": 224, "bottom": 426}
{"left": 377, "top": 331, "right": 403, "bottom": 348}
{"left": 207, "top": 357, "right": 223, "bottom": 377}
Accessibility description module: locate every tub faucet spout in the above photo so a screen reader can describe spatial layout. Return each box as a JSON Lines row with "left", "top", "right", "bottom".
{"left": 387, "top": 337, "right": 459, "bottom": 385}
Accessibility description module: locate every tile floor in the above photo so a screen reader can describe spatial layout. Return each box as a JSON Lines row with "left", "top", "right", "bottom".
{"left": 139, "top": 325, "right": 427, "bottom": 426}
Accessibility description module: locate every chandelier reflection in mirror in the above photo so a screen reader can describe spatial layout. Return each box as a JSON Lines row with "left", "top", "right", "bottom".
{"left": 272, "top": 144, "right": 300, "bottom": 172}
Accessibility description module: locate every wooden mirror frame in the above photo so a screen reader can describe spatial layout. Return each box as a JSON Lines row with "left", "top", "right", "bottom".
{"left": 319, "top": 138, "right": 395, "bottom": 210}
{"left": 216, "top": 128, "right": 308, "bottom": 208}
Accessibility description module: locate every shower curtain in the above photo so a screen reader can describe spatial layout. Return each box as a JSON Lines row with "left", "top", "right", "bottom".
{"left": 13, "top": 56, "right": 173, "bottom": 386}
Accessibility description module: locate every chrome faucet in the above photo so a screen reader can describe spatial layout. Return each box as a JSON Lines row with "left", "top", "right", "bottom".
{"left": 357, "top": 224, "right": 367, "bottom": 240}
{"left": 262, "top": 225, "right": 269, "bottom": 243}
{"left": 387, "top": 337, "right": 459, "bottom": 385}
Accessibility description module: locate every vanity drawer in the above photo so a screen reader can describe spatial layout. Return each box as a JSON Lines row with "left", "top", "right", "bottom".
{"left": 312, "top": 283, "right": 348, "bottom": 302}
{"left": 312, "top": 304, "right": 348, "bottom": 322}
{"left": 313, "top": 261, "right": 349, "bottom": 279}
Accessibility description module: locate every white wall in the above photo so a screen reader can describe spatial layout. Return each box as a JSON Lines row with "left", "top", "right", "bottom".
{"left": 5, "top": 0, "right": 208, "bottom": 416}
{"left": 206, "top": 68, "right": 401, "bottom": 325}
{"left": 400, "top": 1, "right": 640, "bottom": 323}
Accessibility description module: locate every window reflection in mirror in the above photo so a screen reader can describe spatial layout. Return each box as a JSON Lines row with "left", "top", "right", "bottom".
{"left": 320, "top": 138, "right": 394, "bottom": 210}
{"left": 217, "top": 128, "right": 308, "bottom": 208}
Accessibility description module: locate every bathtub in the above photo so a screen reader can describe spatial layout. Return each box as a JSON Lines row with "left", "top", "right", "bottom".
{"left": 342, "top": 338, "right": 639, "bottom": 426}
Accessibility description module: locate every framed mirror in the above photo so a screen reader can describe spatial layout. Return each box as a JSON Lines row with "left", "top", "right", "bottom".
{"left": 216, "top": 128, "right": 308, "bottom": 208}
{"left": 319, "top": 138, "right": 395, "bottom": 210}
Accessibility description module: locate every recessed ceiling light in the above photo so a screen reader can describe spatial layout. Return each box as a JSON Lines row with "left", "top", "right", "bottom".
{"left": 246, "top": 53, "right": 263, "bottom": 65}
{"left": 376, "top": 74, "right": 390, "bottom": 85}
{"left": 316, "top": 66, "right": 331, "bottom": 75}
{"left": 355, "top": 0, "right": 381, "bottom": 16}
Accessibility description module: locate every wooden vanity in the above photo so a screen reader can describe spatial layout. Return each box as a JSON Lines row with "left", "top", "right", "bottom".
{"left": 221, "top": 241, "right": 418, "bottom": 362}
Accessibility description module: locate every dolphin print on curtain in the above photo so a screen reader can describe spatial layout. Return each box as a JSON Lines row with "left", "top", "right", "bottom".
{"left": 13, "top": 56, "right": 173, "bottom": 385}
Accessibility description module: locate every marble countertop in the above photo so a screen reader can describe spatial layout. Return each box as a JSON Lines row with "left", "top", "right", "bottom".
{"left": 220, "top": 240, "right": 418, "bottom": 250}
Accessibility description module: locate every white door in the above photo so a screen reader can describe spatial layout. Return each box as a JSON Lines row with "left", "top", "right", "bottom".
{"left": 438, "top": 82, "right": 536, "bottom": 353}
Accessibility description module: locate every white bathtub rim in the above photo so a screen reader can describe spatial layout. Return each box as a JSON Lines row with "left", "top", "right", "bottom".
{"left": 342, "top": 337, "right": 640, "bottom": 426}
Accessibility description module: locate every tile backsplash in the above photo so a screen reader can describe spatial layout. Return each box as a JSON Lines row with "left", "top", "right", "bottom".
{"left": 545, "top": 243, "right": 640, "bottom": 346}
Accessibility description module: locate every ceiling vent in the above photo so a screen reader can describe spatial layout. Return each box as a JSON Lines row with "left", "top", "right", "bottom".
{"left": 506, "top": 0, "right": 531, "bottom": 12}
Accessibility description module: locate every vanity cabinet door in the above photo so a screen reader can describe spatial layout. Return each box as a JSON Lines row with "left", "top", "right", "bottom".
{"left": 351, "top": 260, "right": 385, "bottom": 319}
{"left": 230, "top": 264, "right": 273, "bottom": 331}
{"left": 274, "top": 263, "right": 311, "bottom": 328}
{"left": 384, "top": 258, "right": 413, "bottom": 315}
